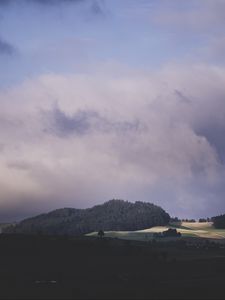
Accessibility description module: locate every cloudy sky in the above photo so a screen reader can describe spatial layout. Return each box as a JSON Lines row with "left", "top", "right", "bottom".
{"left": 1, "top": 0, "right": 225, "bottom": 221}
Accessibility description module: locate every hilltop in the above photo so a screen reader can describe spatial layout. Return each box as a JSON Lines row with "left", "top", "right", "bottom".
{"left": 4, "top": 199, "right": 170, "bottom": 236}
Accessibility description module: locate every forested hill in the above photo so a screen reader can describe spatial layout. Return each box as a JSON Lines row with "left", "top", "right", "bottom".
{"left": 4, "top": 200, "right": 170, "bottom": 236}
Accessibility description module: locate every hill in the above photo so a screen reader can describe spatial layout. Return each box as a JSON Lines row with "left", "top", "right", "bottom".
{"left": 4, "top": 200, "right": 170, "bottom": 236}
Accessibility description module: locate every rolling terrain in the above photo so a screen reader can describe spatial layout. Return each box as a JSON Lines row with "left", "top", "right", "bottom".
{"left": 87, "top": 222, "right": 225, "bottom": 241}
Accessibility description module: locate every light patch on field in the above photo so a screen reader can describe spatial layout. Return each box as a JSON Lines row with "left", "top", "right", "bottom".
{"left": 87, "top": 223, "right": 225, "bottom": 241}
{"left": 137, "top": 226, "right": 206, "bottom": 238}
{"left": 182, "top": 222, "right": 225, "bottom": 239}
{"left": 137, "top": 226, "right": 170, "bottom": 233}
{"left": 182, "top": 222, "right": 214, "bottom": 230}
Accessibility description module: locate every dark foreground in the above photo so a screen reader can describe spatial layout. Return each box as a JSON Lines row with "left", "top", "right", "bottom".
{"left": 0, "top": 234, "right": 225, "bottom": 299}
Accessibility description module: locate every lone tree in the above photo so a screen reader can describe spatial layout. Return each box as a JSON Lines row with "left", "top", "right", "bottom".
{"left": 162, "top": 228, "right": 181, "bottom": 237}
{"left": 98, "top": 230, "right": 104, "bottom": 238}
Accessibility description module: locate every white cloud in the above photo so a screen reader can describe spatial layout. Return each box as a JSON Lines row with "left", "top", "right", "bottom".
{"left": 0, "top": 63, "right": 225, "bottom": 219}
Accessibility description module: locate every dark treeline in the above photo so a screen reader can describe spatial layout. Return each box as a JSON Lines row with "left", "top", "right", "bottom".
{"left": 170, "top": 217, "right": 213, "bottom": 224}
{"left": 212, "top": 214, "right": 225, "bottom": 229}
{"left": 170, "top": 217, "right": 196, "bottom": 223}
{"left": 199, "top": 218, "right": 211, "bottom": 223}
{"left": 4, "top": 199, "right": 170, "bottom": 236}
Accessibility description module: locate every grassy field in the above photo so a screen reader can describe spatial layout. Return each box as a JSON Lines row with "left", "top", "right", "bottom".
{"left": 87, "top": 222, "right": 225, "bottom": 241}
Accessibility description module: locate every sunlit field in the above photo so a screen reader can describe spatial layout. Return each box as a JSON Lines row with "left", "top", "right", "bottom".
{"left": 87, "top": 222, "right": 225, "bottom": 241}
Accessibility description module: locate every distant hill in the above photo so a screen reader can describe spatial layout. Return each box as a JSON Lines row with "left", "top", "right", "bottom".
{"left": 4, "top": 200, "right": 170, "bottom": 236}
{"left": 212, "top": 214, "right": 225, "bottom": 229}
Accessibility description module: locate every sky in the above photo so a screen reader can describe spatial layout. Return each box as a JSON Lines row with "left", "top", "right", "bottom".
{"left": 1, "top": 0, "right": 225, "bottom": 221}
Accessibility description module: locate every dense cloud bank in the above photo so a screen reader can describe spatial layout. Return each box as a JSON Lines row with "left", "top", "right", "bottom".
{"left": 1, "top": 1, "right": 225, "bottom": 220}
{"left": 0, "top": 64, "right": 225, "bottom": 220}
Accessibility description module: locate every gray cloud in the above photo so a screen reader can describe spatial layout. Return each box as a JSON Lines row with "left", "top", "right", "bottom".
{"left": 0, "top": 0, "right": 81, "bottom": 5}
{"left": 153, "top": 0, "right": 225, "bottom": 33}
{"left": 90, "top": 0, "right": 105, "bottom": 15}
{"left": 42, "top": 105, "right": 142, "bottom": 137}
{"left": 0, "top": 0, "right": 106, "bottom": 19}
{"left": 0, "top": 65, "right": 225, "bottom": 220}
{"left": 0, "top": 143, "right": 5, "bottom": 152}
{"left": 43, "top": 107, "right": 95, "bottom": 136}
{"left": 0, "top": 38, "right": 15, "bottom": 55}
{"left": 195, "top": 123, "right": 225, "bottom": 164}
{"left": 0, "top": 0, "right": 104, "bottom": 12}
{"left": 174, "top": 89, "right": 192, "bottom": 104}
{"left": 7, "top": 160, "right": 30, "bottom": 171}
{"left": 150, "top": 0, "right": 225, "bottom": 65}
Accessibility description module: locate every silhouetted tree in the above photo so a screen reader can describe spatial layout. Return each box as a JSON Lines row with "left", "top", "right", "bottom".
{"left": 212, "top": 214, "right": 225, "bottom": 228}
{"left": 170, "top": 217, "right": 181, "bottom": 223}
{"left": 182, "top": 219, "right": 196, "bottom": 223}
{"left": 98, "top": 230, "right": 104, "bottom": 238}
{"left": 162, "top": 228, "right": 181, "bottom": 237}
{"left": 199, "top": 218, "right": 207, "bottom": 223}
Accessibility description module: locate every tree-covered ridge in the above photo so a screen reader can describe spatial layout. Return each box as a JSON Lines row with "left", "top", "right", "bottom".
{"left": 4, "top": 199, "right": 170, "bottom": 235}
{"left": 212, "top": 214, "right": 225, "bottom": 229}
